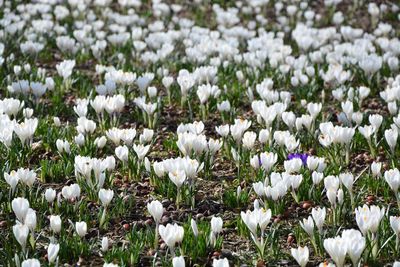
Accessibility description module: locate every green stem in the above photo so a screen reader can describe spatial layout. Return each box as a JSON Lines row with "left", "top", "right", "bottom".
{"left": 371, "top": 233, "right": 378, "bottom": 259}
{"left": 201, "top": 104, "right": 206, "bottom": 121}
{"left": 368, "top": 139, "right": 376, "bottom": 158}
{"left": 154, "top": 222, "right": 159, "bottom": 249}
{"left": 167, "top": 89, "right": 171, "bottom": 105}
{"left": 176, "top": 188, "right": 181, "bottom": 209}
{"left": 100, "top": 207, "right": 107, "bottom": 229}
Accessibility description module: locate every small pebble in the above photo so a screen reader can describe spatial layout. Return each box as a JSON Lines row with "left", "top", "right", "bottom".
{"left": 302, "top": 201, "right": 312, "bottom": 209}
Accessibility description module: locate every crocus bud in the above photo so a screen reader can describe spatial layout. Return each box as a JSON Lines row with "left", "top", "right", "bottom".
{"left": 115, "top": 145, "right": 129, "bottom": 162}
{"left": 384, "top": 168, "right": 400, "bottom": 193}
{"left": 291, "top": 246, "right": 309, "bottom": 267}
{"left": 311, "top": 207, "right": 326, "bottom": 233}
{"left": 237, "top": 186, "right": 242, "bottom": 198}
{"left": 312, "top": 171, "right": 324, "bottom": 185}
{"left": 47, "top": 243, "right": 60, "bottom": 263}
{"left": 98, "top": 189, "right": 114, "bottom": 207}
{"left": 212, "top": 258, "right": 229, "bottom": 267}
{"left": 94, "top": 136, "right": 107, "bottom": 148}
{"left": 323, "top": 236, "right": 347, "bottom": 267}
{"left": 24, "top": 63, "right": 31, "bottom": 73}
{"left": 258, "top": 128, "right": 270, "bottom": 144}
{"left": 172, "top": 256, "right": 185, "bottom": 267}
{"left": 74, "top": 134, "right": 85, "bottom": 147}
{"left": 148, "top": 86, "right": 157, "bottom": 98}
{"left": 23, "top": 108, "right": 33, "bottom": 118}
{"left": 390, "top": 216, "right": 400, "bottom": 238}
{"left": 153, "top": 162, "right": 165, "bottom": 177}
{"left": 371, "top": 162, "right": 382, "bottom": 177}
{"left": 101, "top": 236, "right": 109, "bottom": 252}
{"left": 300, "top": 216, "right": 314, "bottom": 237}
{"left": 191, "top": 219, "right": 198, "bottom": 237}
{"left": 14, "top": 65, "right": 22, "bottom": 76}
{"left": 385, "top": 128, "right": 398, "bottom": 152}
{"left": 144, "top": 157, "right": 151, "bottom": 172}
{"left": 25, "top": 208, "right": 37, "bottom": 232}
{"left": 388, "top": 101, "right": 398, "bottom": 115}
{"left": 13, "top": 223, "right": 29, "bottom": 250}
{"left": 12, "top": 197, "right": 30, "bottom": 223}
{"left": 369, "top": 114, "right": 383, "bottom": 132}
{"left": 4, "top": 171, "right": 19, "bottom": 193}
{"left": 210, "top": 216, "right": 223, "bottom": 234}
{"left": 339, "top": 172, "right": 354, "bottom": 192}
{"left": 45, "top": 188, "right": 56, "bottom": 203}
{"left": 21, "top": 259, "right": 40, "bottom": 267}
{"left": 75, "top": 221, "right": 87, "bottom": 237}
{"left": 147, "top": 200, "right": 163, "bottom": 223}
{"left": 53, "top": 117, "right": 61, "bottom": 127}
{"left": 50, "top": 215, "right": 62, "bottom": 233}
{"left": 250, "top": 155, "right": 260, "bottom": 169}
{"left": 337, "top": 189, "right": 344, "bottom": 205}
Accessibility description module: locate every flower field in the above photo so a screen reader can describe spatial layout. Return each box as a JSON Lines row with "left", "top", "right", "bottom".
{"left": 1, "top": 0, "right": 400, "bottom": 266}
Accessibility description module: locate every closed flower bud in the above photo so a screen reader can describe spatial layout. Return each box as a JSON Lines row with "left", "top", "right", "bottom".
{"left": 101, "top": 236, "right": 109, "bottom": 252}
{"left": 291, "top": 246, "right": 309, "bottom": 267}
{"left": 12, "top": 197, "right": 29, "bottom": 223}
{"left": 94, "top": 136, "right": 107, "bottom": 148}
{"left": 300, "top": 216, "right": 314, "bottom": 237}
{"left": 384, "top": 168, "right": 400, "bottom": 193}
{"left": 21, "top": 259, "right": 40, "bottom": 267}
{"left": 75, "top": 221, "right": 87, "bottom": 237}
{"left": 47, "top": 243, "right": 60, "bottom": 263}
{"left": 211, "top": 216, "right": 223, "bottom": 234}
{"left": 13, "top": 223, "right": 29, "bottom": 250}
{"left": 74, "top": 134, "right": 85, "bottom": 147}
{"left": 371, "top": 162, "right": 382, "bottom": 177}
{"left": 173, "top": 256, "right": 185, "bottom": 267}
{"left": 50, "top": 215, "right": 62, "bottom": 233}
{"left": 213, "top": 258, "right": 229, "bottom": 267}
{"left": 99, "top": 189, "right": 114, "bottom": 207}
{"left": 337, "top": 189, "right": 344, "bottom": 205}
{"left": 115, "top": 145, "right": 129, "bottom": 162}
{"left": 258, "top": 128, "right": 270, "bottom": 144}
{"left": 191, "top": 219, "right": 198, "bottom": 237}
{"left": 242, "top": 131, "right": 257, "bottom": 149}
{"left": 147, "top": 200, "right": 163, "bottom": 223}
{"left": 45, "top": 188, "right": 56, "bottom": 203}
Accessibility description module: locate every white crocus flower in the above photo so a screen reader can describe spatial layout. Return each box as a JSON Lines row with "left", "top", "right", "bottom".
{"left": 158, "top": 223, "right": 184, "bottom": 256}
{"left": 323, "top": 236, "right": 348, "bottom": 267}
{"left": 291, "top": 246, "right": 309, "bottom": 267}
{"left": 311, "top": 207, "right": 326, "bottom": 234}
{"left": 47, "top": 243, "right": 60, "bottom": 264}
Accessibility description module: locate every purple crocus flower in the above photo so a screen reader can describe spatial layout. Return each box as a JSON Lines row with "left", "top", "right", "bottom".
{"left": 287, "top": 153, "right": 308, "bottom": 166}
